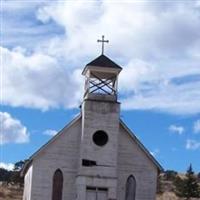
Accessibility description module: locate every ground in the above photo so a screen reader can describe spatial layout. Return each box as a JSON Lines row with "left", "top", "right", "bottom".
{"left": 0, "top": 185, "right": 199, "bottom": 200}
{"left": 0, "top": 185, "right": 23, "bottom": 200}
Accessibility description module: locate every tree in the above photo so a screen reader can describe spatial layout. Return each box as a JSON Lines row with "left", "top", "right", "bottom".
{"left": 157, "top": 174, "right": 164, "bottom": 194}
{"left": 13, "top": 160, "right": 25, "bottom": 171}
{"left": 184, "top": 164, "right": 200, "bottom": 199}
{"left": 174, "top": 164, "right": 200, "bottom": 199}
{"left": 9, "top": 160, "right": 25, "bottom": 187}
{"left": 174, "top": 175, "right": 185, "bottom": 196}
{"left": 0, "top": 160, "right": 26, "bottom": 187}
{"left": 164, "top": 170, "right": 178, "bottom": 181}
{"left": 10, "top": 171, "right": 24, "bottom": 187}
{"left": 197, "top": 172, "right": 200, "bottom": 183}
{"left": 0, "top": 168, "right": 12, "bottom": 184}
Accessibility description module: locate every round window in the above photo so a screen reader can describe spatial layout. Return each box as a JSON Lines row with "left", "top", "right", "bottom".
{"left": 93, "top": 130, "right": 108, "bottom": 146}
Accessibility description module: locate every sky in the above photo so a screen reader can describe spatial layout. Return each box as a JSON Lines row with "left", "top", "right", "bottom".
{"left": 1, "top": 0, "right": 200, "bottom": 172}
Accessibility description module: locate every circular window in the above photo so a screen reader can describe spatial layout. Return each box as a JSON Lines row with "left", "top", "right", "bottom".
{"left": 93, "top": 130, "right": 108, "bottom": 146}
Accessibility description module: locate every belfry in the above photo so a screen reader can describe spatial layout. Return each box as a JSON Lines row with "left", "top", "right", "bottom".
{"left": 22, "top": 36, "right": 162, "bottom": 200}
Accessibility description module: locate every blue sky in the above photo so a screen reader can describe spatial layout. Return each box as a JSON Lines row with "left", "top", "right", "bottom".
{"left": 1, "top": 0, "right": 200, "bottom": 172}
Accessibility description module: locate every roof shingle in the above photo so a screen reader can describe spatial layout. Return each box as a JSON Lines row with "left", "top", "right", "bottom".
{"left": 86, "top": 54, "right": 122, "bottom": 69}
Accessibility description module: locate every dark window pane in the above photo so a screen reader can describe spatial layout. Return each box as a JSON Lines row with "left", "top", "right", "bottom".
{"left": 125, "top": 175, "right": 136, "bottom": 200}
{"left": 52, "top": 169, "right": 63, "bottom": 200}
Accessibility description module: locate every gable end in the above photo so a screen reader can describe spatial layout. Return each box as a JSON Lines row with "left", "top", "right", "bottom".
{"left": 21, "top": 114, "right": 81, "bottom": 176}
{"left": 120, "top": 119, "right": 163, "bottom": 172}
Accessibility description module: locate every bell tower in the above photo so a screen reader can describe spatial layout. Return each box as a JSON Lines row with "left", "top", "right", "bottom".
{"left": 76, "top": 37, "right": 122, "bottom": 200}
{"left": 82, "top": 55, "right": 121, "bottom": 102}
{"left": 83, "top": 35, "right": 121, "bottom": 102}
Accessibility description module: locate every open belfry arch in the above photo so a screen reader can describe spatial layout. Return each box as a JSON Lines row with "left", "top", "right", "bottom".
{"left": 22, "top": 36, "right": 163, "bottom": 200}
{"left": 82, "top": 54, "right": 121, "bottom": 98}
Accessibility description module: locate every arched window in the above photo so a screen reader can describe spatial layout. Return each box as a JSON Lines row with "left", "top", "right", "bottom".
{"left": 52, "top": 169, "right": 63, "bottom": 200}
{"left": 125, "top": 175, "right": 136, "bottom": 200}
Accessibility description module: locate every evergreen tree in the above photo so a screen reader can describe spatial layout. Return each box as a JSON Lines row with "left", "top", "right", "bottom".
{"left": 174, "top": 175, "right": 185, "bottom": 197}
{"left": 164, "top": 170, "right": 177, "bottom": 181}
{"left": 13, "top": 160, "right": 25, "bottom": 171}
{"left": 0, "top": 168, "right": 12, "bottom": 184}
{"left": 183, "top": 164, "right": 200, "bottom": 199}
{"left": 10, "top": 160, "right": 25, "bottom": 187}
{"left": 174, "top": 164, "right": 200, "bottom": 199}
{"left": 197, "top": 172, "right": 200, "bottom": 182}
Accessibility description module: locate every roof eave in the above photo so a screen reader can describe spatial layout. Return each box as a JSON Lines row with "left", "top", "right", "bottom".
{"left": 82, "top": 65, "right": 122, "bottom": 76}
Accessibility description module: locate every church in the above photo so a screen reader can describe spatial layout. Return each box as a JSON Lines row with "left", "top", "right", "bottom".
{"left": 22, "top": 37, "right": 163, "bottom": 200}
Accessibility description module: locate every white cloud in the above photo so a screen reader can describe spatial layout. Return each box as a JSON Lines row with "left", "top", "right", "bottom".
{"left": 119, "top": 59, "right": 156, "bottom": 93}
{"left": 169, "top": 125, "right": 185, "bottom": 135}
{"left": 0, "top": 112, "right": 29, "bottom": 145}
{"left": 121, "top": 76, "right": 200, "bottom": 115}
{"left": 2, "top": 46, "right": 83, "bottom": 110}
{"left": 0, "top": 162, "right": 14, "bottom": 171}
{"left": 43, "top": 129, "right": 57, "bottom": 136}
{"left": 2, "top": 1, "right": 200, "bottom": 115}
{"left": 186, "top": 139, "right": 200, "bottom": 150}
{"left": 36, "top": 1, "right": 200, "bottom": 60}
{"left": 193, "top": 119, "right": 200, "bottom": 134}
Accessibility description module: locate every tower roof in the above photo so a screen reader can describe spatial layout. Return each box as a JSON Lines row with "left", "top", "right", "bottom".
{"left": 82, "top": 54, "right": 122, "bottom": 75}
{"left": 86, "top": 54, "right": 122, "bottom": 69}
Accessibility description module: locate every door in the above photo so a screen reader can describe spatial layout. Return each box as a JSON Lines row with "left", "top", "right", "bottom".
{"left": 87, "top": 189, "right": 96, "bottom": 200}
{"left": 86, "top": 187, "right": 108, "bottom": 200}
{"left": 97, "top": 190, "right": 107, "bottom": 200}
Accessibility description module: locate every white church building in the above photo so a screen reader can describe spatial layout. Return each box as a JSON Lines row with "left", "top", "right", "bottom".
{"left": 22, "top": 45, "right": 163, "bottom": 200}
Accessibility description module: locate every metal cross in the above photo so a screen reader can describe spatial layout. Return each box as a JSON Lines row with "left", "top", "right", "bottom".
{"left": 97, "top": 35, "right": 109, "bottom": 55}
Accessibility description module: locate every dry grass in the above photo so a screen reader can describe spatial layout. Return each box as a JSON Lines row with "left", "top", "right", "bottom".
{"left": 157, "top": 192, "right": 200, "bottom": 200}
{"left": 0, "top": 185, "right": 23, "bottom": 200}
{"left": 157, "top": 192, "right": 182, "bottom": 200}
{"left": 0, "top": 185, "right": 199, "bottom": 200}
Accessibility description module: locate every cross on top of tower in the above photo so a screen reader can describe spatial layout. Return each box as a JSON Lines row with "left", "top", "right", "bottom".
{"left": 97, "top": 35, "right": 109, "bottom": 55}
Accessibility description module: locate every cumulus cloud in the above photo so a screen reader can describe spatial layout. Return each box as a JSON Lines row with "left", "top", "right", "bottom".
{"left": 193, "top": 119, "right": 200, "bottom": 134}
{"left": 186, "top": 139, "right": 200, "bottom": 150}
{"left": 122, "top": 83, "right": 200, "bottom": 115}
{"left": 0, "top": 112, "right": 29, "bottom": 145}
{"left": 2, "top": 46, "right": 83, "bottom": 110}
{"left": 169, "top": 125, "right": 185, "bottom": 135}
{"left": 0, "top": 162, "right": 14, "bottom": 171}
{"left": 43, "top": 129, "right": 57, "bottom": 136}
{"left": 2, "top": 1, "right": 200, "bottom": 115}
{"left": 35, "top": 1, "right": 200, "bottom": 62}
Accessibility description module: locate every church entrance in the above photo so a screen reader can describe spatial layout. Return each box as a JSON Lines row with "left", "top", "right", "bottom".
{"left": 86, "top": 187, "right": 108, "bottom": 200}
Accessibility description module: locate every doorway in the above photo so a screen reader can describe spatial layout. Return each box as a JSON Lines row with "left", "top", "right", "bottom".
{"left": 86, "top": 187, "right": 108, "bottom": 200}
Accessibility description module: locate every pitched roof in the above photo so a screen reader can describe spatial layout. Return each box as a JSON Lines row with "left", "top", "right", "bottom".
{"left": 86, "top": 54, "right": 122, "bottom": 69}
{"left": 21, "top": 114, "right": 163, "bottom": 176}
{"left": 21, "top": 114, "right": 81, "bottom": 176}
{"left": 120, "top": 119, "right": 163, "bottom": 172}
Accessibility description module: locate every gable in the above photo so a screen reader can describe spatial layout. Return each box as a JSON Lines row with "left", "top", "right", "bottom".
{"left": 21, "top": 114, "right": 81, "bottom": 176}
{"left": 119, "top": 119, "right": 163, "bottom": 172}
